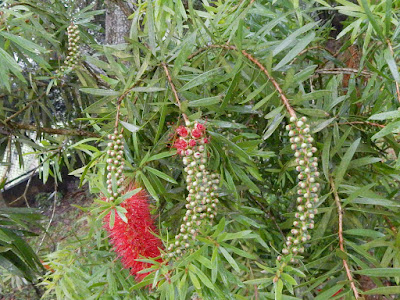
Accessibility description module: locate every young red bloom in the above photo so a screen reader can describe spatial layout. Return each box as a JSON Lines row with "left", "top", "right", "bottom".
{"left": 191, "top": 129, "right": 203, "bottom": 139}
{"left": 189, "top": 139, "right": 196, "bottom": 147}
{"left": 173, "top": 138, "right": 188, "bottom": 154}
{"left": 203, "top": 137, "right": 210, "bottom": 144}
{"left": 104, "top": 187, "right": 162, "bottom": 282}
{"left": 196, "top": 123, "right": 205, "bottom": 132}
{"left": 176, "top": 126, "right": 188, "bottom": 137}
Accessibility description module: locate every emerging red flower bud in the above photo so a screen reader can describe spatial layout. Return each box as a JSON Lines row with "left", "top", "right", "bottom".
{"left": 189, "top": 139, "right": 196, "bottom": 147}
{"left": 203, "top": 137, "right": 210, "bottom": 144}
{"left": 191, "top": 129, "right": 203, "bottom": 139}
{"left": 173, "top": 138, "right": 188, "bottom": 154}
{"left": 196, "top": 123, "right": 205, "bottom": 132}
{"left": 104, "top": 187, "right": 163, "bottom": 282}
{"left": 176, "top": 126, "right": 188, "bottom": 137}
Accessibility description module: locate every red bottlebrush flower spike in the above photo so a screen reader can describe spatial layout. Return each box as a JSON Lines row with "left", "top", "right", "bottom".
{"left": 104, "top": 187, "right": 163, "bottom": 282}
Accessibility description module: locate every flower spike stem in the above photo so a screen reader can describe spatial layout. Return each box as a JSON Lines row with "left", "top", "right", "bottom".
{"left": 279, "top": 116, "right": 320, "bottom": 262}
{"left": 165, "top": 121, "right": 219, "bottom": 259}
{"left": 57, "top": 23, "right": 80, "bottom": 75}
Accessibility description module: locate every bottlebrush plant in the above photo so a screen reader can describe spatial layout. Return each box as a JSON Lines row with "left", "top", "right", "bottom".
{"left": 7, "top": 0, "right": 400, "bottom": 299}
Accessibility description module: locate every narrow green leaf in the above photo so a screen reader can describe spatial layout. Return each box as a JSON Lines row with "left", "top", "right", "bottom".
{"left": 369, "top": 110, "right": 400, "bottom": 120}
{"left": 189, "top": 265, "right": 214, "bottom": 290}
{"left": 188, "top": 96, "right": 221, "bottom": 107}
{"left": 384, "top": 48, "right": 400, "bottom": 83}
{"left": 80, "top": 88, "right": 120, "bottom": 96}
{"left": 333, "top": 137, "right": 360, "bottom": 184}
{"left": 120, "top": 121, "right": 140, "bottom": 133}
{"left": 273, "top": 32, "right": 315, "bottom": 70}
{"left": 145, "top": 166, "right": 177, "bottom": 184}
{"left": 188, "top": 271, "right": 201, "bottom": 290}
{"left": 219, "top": 247, "right": 240, "bottom": 272}
{"left": 360, "top": 0, "right": 385, "bottom": 40}
{"left": 355, "top": 268, "right": 400, "bottom": 277}
{"left": 180, "top": 68, "right": 223, "bottom": 91}
{"left": 363, "top": 286, "right": 400, "bottom": 295}
{"left": 274, "top": 279, "right": 283, "bottom": 300}
{"left": 371, "top": 121, "right": 400, "bottom": 140}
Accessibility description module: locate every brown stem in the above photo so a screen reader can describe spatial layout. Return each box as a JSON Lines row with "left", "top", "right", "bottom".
{"left": 387, "top": 39, "right": 400, "bottom": 104}
{"left": 330, "top": 177, "right": 361, "bottom": 299}
{"left": 0, "top": 121, "right": 100, "bottom": 138}
{"left": 188, "top": 44, "right": 297, "bottom": 118}
{"left": 4, "top": 99, "right": 39, "bottom": 124}
{"left": 162, "top": 62, "right": 189, "bottom": 123}
{"left": 383, "top": 215, "right": 398, "bottom": 234}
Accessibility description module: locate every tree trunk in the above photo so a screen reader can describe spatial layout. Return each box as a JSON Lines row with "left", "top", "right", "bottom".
{"left": 105, "top": 0, "right": 131, "bottom": 45}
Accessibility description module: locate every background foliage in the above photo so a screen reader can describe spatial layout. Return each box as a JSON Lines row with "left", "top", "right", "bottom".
{"left": 1, "top": 0, "right": 400, "bottom": 299}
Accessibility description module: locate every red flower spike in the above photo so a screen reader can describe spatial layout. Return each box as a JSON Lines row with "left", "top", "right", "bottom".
{"left": 104, "top": 187, "right": 163, "bottom": 282}
{"left": 176, "top": 126, "right": 188, "bottom": 137}
{"left": 191, "top": 129, "right": 203, "bottom": 139}
{"left": 189, "top": 139, "right": 196, "bottom": 147}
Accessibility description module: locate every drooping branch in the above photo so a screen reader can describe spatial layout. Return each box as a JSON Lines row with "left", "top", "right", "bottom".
{"left": 162, "top": 62, "right": 189, "bottom": 123}
{"left": 0, "top": 121, "right": 100, "bottom": 138}
{"left": 4, "top": 99, "right": 39, "bottom": 124}
{"left": 330, "top": 177, "right": 360, "bottom": 300}
{"left": 188, "top": 44, "right": 297, "bottom": 118}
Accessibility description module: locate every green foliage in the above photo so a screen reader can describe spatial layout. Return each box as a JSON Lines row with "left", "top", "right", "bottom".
{"left": 0, "top": 208, "right": 44, "bottom": 283}
{"left": 1, "top": 0, "right": 400, "bottom": 299}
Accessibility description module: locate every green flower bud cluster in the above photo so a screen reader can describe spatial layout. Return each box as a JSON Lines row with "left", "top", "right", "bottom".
{"left": 165, "top": 121, "right": 220, "bottom": 259}
{"left": 105, "top": 131, "right": 125, "bottom": 201}
{"left": 59, "top": 23, "right": 80, "bottom": 73}
{"left": 280, "top": 116, "right": 319, "bottom": 261}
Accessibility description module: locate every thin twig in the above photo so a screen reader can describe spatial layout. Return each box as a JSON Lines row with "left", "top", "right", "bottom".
{"left": 387, "top": 39, "right": 400, "bottom": 104}
{"left": 383, "top": 215, "right": 398, "bottom": 234}
{"left": 4, "top": 99, "right": 39, "bottom": 124}
{"left": 0, "top": 121, "right": 100, "bottom": 137}
{"left": 162, "top": 62, "right": 189, "bottom": 123}
{"left": 9, "top": 171, "right": 35, "bottom": 207}
{"left": 37, "top": 183, "right": 59, "bottom": 252}
{"left": 315, "top": 68, "right": 372, "bottom": 78}
{"left": 330, "top": 177, "right": 360, "bottom": 299}
{"left": 188, "top": 44, "right": 297, "bottom": 118}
